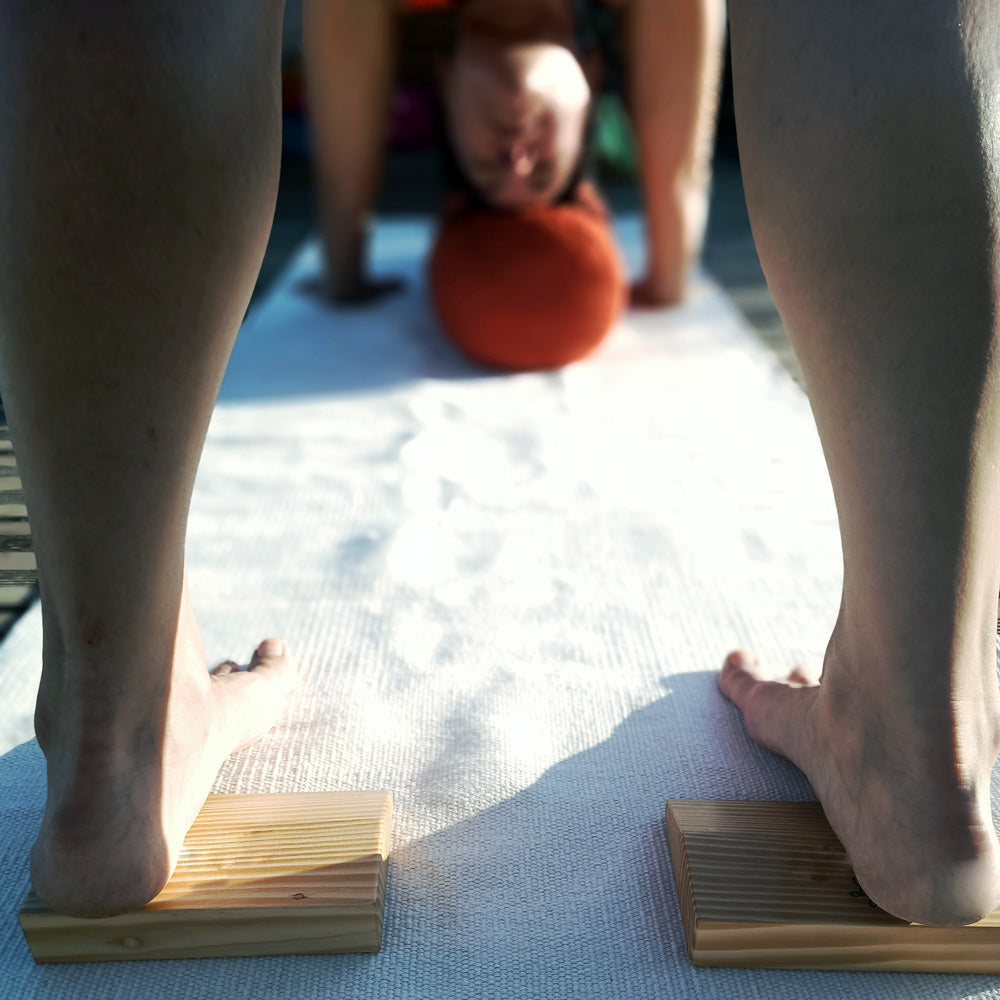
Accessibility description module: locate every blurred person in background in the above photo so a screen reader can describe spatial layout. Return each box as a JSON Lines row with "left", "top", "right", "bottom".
{"left": 303, "top": 0, "right": 725, "bottom": 309}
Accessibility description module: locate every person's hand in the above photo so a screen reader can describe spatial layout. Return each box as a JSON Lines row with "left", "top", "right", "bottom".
{"left": 298, "top": 272, "right": 406, "bottom": 308}
{"left": 331, "top": 274, "right": 406, "bottom": 306}
{"left": 629, "top": 270, "right": 684, "bottom": 309}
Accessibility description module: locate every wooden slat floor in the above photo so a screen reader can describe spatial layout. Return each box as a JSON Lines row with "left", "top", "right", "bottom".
{"left": 0, "top": 416, "right": 37, "bottom": 642}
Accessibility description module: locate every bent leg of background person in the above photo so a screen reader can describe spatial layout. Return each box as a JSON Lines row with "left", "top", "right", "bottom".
{"left": 0, "top": 1, "right": 297, "bottom": 918}
{"left": 718, "top": 0, "right": 1000, "bottom": 925}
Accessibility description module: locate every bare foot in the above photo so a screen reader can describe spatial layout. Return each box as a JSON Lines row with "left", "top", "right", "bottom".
{"left": 30, "top": 583, "right": 296, "bottom": 917}
{"left": 719, "top": 646, "right": 1000, "bottom": 926}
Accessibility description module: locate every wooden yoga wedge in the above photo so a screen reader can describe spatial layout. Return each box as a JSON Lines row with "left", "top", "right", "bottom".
{"left": 665, "top": 799, "right": 1000, "bottom": 973}
{"left": 19, "top": 790, "right": 393, "bottom": 964}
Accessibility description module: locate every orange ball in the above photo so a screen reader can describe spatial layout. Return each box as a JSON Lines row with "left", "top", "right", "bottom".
{"left": 428, "top": 203, "right": 626, "bottom": 371}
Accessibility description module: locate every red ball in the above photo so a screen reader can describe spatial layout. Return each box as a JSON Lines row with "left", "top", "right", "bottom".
{"left": 428, "top": 202, "right": 626, "bottom": 371}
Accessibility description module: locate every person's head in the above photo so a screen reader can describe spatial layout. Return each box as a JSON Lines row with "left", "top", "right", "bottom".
{"left": 439, "top": 27, "right": 593, "bottom": 211}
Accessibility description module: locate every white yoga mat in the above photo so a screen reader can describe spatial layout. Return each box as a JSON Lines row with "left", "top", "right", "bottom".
{"left": 1, "top": 217, "right": 997, "bottom": 998}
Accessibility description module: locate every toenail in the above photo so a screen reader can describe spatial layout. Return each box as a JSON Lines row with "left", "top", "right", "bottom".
{"left": 256, "top": 639, "right": 284, "bottom": 658}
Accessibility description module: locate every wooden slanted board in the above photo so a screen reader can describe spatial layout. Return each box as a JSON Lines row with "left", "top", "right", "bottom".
{"left": 19, "top": 790, "right": 393, "bottom": 963}
{"left": 664, "top": 799, "right": 1000, "bottom": 973}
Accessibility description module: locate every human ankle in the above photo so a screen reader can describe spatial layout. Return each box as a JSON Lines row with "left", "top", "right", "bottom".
{"left": 820, "top": 619, "right": 1000, "bottom": 782}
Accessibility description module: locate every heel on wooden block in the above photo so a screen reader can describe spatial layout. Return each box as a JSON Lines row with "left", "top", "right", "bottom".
{"left": 19, "top": 790, "right": 393, "bottom": 964}
{"left": 665, "top": 799, "right": 1000, "bottom": 973}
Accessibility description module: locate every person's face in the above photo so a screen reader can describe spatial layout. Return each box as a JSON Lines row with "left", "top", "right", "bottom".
{"left": 441, "top": 34, "right": 591, "bottom": 210}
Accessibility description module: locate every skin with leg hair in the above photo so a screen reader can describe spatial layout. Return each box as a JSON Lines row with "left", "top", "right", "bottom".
{"left": 719, "top": 0, "right": 1000, "bottom": 926}
{"left": 0, "top": 1, "right": 297, "bottom": 917}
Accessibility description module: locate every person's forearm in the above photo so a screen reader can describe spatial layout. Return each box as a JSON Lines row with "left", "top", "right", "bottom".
{"left": 626, "top": 0, "right": 725, "bottom": 303}
{"left": 303, "top": 0, "right": 396, "bottom": 299}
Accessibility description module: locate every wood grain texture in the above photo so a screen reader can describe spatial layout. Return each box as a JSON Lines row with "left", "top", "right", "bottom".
{"left": 19, "top": 790, "right": 393, "bottom": 963}
{"left": 665, "top": 799, "right": 1000, "bottom": 973}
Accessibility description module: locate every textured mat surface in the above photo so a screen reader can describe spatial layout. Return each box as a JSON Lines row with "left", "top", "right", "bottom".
{"left": 1, "top": 217, "right": 997, "bottom": 998}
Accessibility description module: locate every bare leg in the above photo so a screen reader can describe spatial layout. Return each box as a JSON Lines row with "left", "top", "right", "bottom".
{"left": 623, "top": 0, "right": 726, "bottom": 307}
{"left": 719, "top": 0, "right": 1000, "bottom": 925}
{"left": 303, "top": 0, "right": 402, "bottom": 304}
{"left": 0, "top": 2, "right": 296, "bottom": 917}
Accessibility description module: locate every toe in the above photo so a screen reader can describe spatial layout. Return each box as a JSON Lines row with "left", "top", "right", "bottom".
{"left": 250, "top": 637, "right": 287, "bottom": 668}
{"left": 719, "top": 648, "right": 819, "bottom": 761}
{"left": 210, "top": 638, "right": 297, "bottom": 749}
{"left": 245, "top": 637, "right": 297, "bottom": 700}
{"left": 717, "top": 648, "right": 765, "bottom": 702}
{"left": 788, "top": 664, "right": 820, "bottom": 687}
